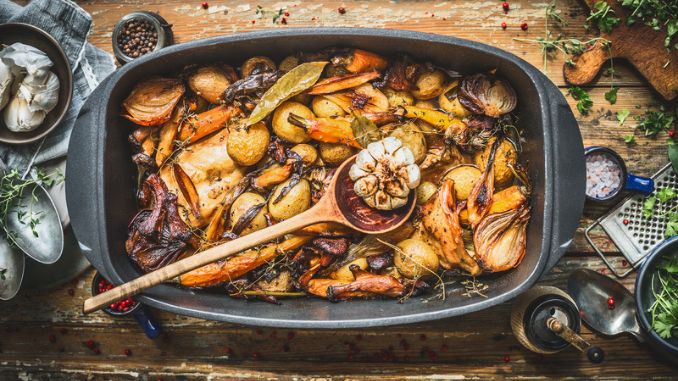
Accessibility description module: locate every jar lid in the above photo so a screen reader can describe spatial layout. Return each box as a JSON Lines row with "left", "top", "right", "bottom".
{"left": 112, "top": 12, "right": 173, "bottom": 65}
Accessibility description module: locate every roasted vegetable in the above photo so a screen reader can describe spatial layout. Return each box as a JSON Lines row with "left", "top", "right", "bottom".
{"left": 323, "top": 83, "right": 389, "bottom": 115}
{"left": 253, "top": 163, "right": 294, "bottom": 189}
{"left": 411, "top": 69, "right": 446, "bottom": 100}
{"left": 179, "top": 235, "right": 310, "bottom": 287}
{"left": 442, "top": 164, "right": 482, "bottom": 201}
{"left": 122, "top": 77, "right": 185, "bottom": 126}
{"left": 458, "top": 73, "right": 517, "bottom": 117}
{"left": 400, "top": 105, "right": 467, "bottom": 138}
{"left": 290, "top": 143, "right": 318, "bottom": 165}
{"left": 348, "top": 137, "right": 421, "bottom": 210}
{"left": 388, "top": 122, "right": 427, "bottom": 164}
{"left": 287, "top": 113, "right": 362, "bottom": 148}
{"left": 241, "top": 56, "right": 276, "bottom": 77}
{"left": 311, "top": 96, "right": 346, "bottom": 118}
{"left": 332, "top": 258, "right": 369, "bottom": 281}
{"left": 272, "top": 101, "right": 314, "bottom": 143}
{"left": 467, "top": 140, "right": 499, "bottom": 228}
{"left": 222, "top": 70, "right": 279, "bottom": 104}
{"left": 156, "top": 104, "right": 185, "bottom": 166}
{"left": 178, "top": 105, "right": 240, "bottom": 143}
{"left": 319, "top": 142, "right": 355, "bottom": 166}
{"left": 188, "top": 65, "right": 232, "bottom": 104}
{"left": 438, "top": 80, "right": 471, "bottom": 117}
{"left": 278, "top": 55, "right": 300, "bottom": 72}
{"left": 416, "top": 181, "right": 437, "bottom": 204}
{"left": 474, "top": 138, "right": 517, "bottom": 188}
{"left": 308, "top": 71, "right": 380, "bottom": 95}
{"left": 227, "top": 121, "right": 270, "bottom": 166}
{"left": 490, "top": 185, "right": 527, "bottom": 214}
{"left": 307, "top": 265, "right": 405, "bottom": 300}
{"left": 421, "top": 179, "right": 481, "bottom": 276}
{"left": 474, "top": 205, "right": 530, "bottom": 272}
{"left": 268, "top": 178, "right": 311, "bottom": 220}
{"left": 332, "top": 49, "right": 388, "bottom": 73}
{"left": 394, "top": 239, "right": 439, "bottom": 279}
{"left": 384, "top": 88, "right": 415, "bottom": 108}
{"left": 229, "top": 192, "right": 268, "bottom": 235}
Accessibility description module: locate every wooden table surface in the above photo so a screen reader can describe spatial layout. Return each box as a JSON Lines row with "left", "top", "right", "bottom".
{"left": 2, "top": 0, "right": 677, "bottom": 379}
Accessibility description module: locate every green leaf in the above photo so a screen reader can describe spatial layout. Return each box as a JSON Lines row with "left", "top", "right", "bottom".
{"left": 623, "top": 134, "right": 635, "bottom": 144}
{"left": 659, "top": 257, "right": 678, "bottom": 273}
{"left": 350, "top": 115, "right": 381, "bottom": 148}
{"left": 568, "top": 86, "right": 593, "bottom": 115}
{"left": 643, "top": 196, "right": 656, "bottom": 219}
{"left": 657, "top": 187, "right": 677, "bottom": 203}
{"left": 666, "top": 220, "right": 678, "bottom": 238}
{"left": 604, "top": 86, "right": 618, "bottom": 104}
{"left": 669, "top": 140, "right": 678, "bottom": 175}
{"left": 617, "top": 108, "right": 630, "bottom": 125}
{"left": 653, "top": 319, "right": 676, "bottom": 339}
{"left": 244, "top": 61, "right": 328, "bottom": 127}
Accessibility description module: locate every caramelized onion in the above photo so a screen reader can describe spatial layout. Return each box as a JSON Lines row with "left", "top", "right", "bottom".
{"left": 473, "top": 205, "right": 530, "bottom": 273}
{"left": 122, "top": 77, "right": 185, "bottom": 126}
{"left": 458, "top": 74, "right": 517, "bottom": 117}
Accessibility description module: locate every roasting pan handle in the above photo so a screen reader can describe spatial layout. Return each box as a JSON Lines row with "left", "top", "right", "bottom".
{"left": 66, "top": 77, "right": 112, "bottom": 278}
{"left": 543, "top": 77, "right": 586, "bottom": 271}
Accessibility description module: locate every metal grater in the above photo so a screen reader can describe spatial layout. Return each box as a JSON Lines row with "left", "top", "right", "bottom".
{"left": 585, "top": 163, "right": 676, "bottom": 278}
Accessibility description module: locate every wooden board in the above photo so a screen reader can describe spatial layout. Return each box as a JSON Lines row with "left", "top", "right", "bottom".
{"left": 564, "top": 0, "right": 678, "bottom": 100}
{"left": 2, "top": 0, "right": 676, "bottom": 379}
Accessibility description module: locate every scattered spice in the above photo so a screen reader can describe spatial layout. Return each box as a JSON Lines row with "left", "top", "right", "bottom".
{"left": 86, "top": 340, "right": 95, "bottom": 348}
{"left": 125, "top": 348, "right": 132, "bottom": 356}
{"left": 284, "top": 11, "right": 290, "bottom": 17}
{"left": 503, "top": 354, "right": 511, "bottom": 362}
{"left": 59, "top": 328, "right": 68, "bottom": 335}
{"left": 201, "top": 2, "right": 209, "bottom": 9}
{"left": 287, "top": 331, "right": 295, "bottom": 340}
{"left": 501, "top": 22, "right": 507, "bottom": 29}
{"left": 281, "top": 17, "right": 287, "bottom": 24}
{"left": 67, "top": 288, "right": 75, "bottom": 296}
{"left": 97, "top": 278, "right": 137, "bottom": 313}
{"left": 607, "top": 295, "right": 616, "bottom": 310}
{"left": 502, "top": 2, "right": 510, "bottom": 12}
{"left": 251, "top": 351, "right": 261, "bottom": 360}
{"left": 93, "top": 348, "right": 101, "bottom": 355}
{"left": 623, "top": 219, "right": 629, "bottom": 225}
{"left": 117, "top": 18, "right": 158, "bottom": 59}
{"left": 48, "top": 334, "right": 56, "bottom": 343}
{"left": 520, "top": 22, "right": 528, "bottom": 31}
{"left": 419, "top": 334, "right": 427, "bottom": 341}
{"left": 338, "top": 6, "right": 346, "bottom": 14}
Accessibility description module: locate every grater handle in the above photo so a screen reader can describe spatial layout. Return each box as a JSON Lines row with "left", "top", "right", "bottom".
{"left": 584, "top": 220, "right": 636, "bottom": 278}
{"left": 544, "top": 77, "right": 586, "bottom": 271}
{"left": 624, "top": 173, "right": 654, "bottom": 196}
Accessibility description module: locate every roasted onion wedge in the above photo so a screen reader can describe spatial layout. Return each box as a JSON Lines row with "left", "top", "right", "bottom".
{"left": 458, "top": 73, "right": 517, "bottom": 117}
{"left": 122, "top": 77, "right": 185, "bottom": 126}
{"left": 473, "top": 205, "right": 530, "bottom": 273}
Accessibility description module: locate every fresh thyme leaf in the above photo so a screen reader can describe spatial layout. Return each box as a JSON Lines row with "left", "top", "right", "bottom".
{"left": 643, "top": 196, "right": 656, "bottom": 219}
{"left": 546, "top": 1, "right": 567, "bottom": 26}
{"left": 568, "top": 86, "right": 593, "bottom": 115}
{"left": 617, "top": 108, "right": 630, "bottom": 125}
{"left": 588, "top": 1, "right": 621, "bottom": 33}
{"left": 605, "top": 86, "right": 619, "bottom": 104}
{"left": 657, "top": 187, "right": 677, "bottom": 203}
{"left": 623, "top": 134, "right": 635, "bottom": 144}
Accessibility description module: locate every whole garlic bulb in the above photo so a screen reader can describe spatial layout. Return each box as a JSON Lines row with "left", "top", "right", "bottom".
{"left": 0, "top": 60, "right": 12, "bottom": 110}
{"left": 20, "top": 70, "right": 59, "bottom": 113}
{"left": 348, "top": 137, "right": 421, "bottom": 210}
{"left": 3, "top": 90, "right": 46, "bottom": 132}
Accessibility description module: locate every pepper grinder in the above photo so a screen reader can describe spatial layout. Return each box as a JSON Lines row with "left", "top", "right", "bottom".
{"left": 511, "top": 286, "right": 605, "bottom": 363}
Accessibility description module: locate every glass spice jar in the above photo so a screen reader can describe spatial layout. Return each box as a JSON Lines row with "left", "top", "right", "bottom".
{"left": 112, "top": 11, "right": 173, "bottom": 65}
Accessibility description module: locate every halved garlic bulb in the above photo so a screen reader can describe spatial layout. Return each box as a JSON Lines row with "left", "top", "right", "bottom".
{"left": 348, "top": 137, "right": 421, "bottom": 210}
{"left": 3, "top": 91, "right": 46, "bottom": 132}
{"left": 0, "top": 61, "right": 13, "bottom": 110}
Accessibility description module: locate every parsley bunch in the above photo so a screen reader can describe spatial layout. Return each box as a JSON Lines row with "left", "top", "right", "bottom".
{"left": 636, "top": 105, "right": 676, "bottom": 137}
{"left": 620, "top": 0, "right": 678, "bottom": 51}
{"left": 649, "top": 256, "right": 678, "bottom": 340}
{"left": 588, "top": 1, "right": 621, "bottom": 33}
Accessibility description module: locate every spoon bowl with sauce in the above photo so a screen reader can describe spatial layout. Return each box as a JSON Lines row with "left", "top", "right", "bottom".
{"left": 83, "top": 155, "right": 416, "bottom": 313}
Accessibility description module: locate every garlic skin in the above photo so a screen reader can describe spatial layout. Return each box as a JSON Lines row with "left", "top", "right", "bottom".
{"left": 3, "top": 91, "right": 46, "bottom": 132}
{"left": 19, "top": 71, "right": 59, "bottom": 113}
{"left": 0, "top": 61, "right": 13, "bottom": 110}
{"left": 349, "top": 137, "right": 421, "bottom": 210}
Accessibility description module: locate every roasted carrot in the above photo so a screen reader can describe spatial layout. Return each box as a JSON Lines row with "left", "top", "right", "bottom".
{"left": 178, "top": 104, "right": 240, "bottom": 143}
{"left": 307, "top": 71, "right": 380, "bottom": 95}
{"left": 172, "top": 164, "right": 201, "bottom": 219}
{"left": 344, "top": 49, "right": 388, "bottom": 73}
{"left": 155, "top": 105, "right": 185, "bottom": 166}
{"left": 287, "top": 114, "right": 362, "bottom": 148}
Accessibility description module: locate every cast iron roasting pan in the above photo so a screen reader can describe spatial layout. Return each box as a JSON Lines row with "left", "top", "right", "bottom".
{"left": 66, "top": 28, "right": 585, "bottom": 328}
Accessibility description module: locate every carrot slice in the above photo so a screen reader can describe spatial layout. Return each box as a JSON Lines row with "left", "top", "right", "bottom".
{"left": 307, "top": 71, "right": 380, "bottom": 95}
{"left": 172, "top": 164, "right": 201, "bottom": 219}
{"left": 345, "top": 49, "right": 388, "bottom": 73}
{"left": 178, "top": 105, "right": 240, "bottom": 143}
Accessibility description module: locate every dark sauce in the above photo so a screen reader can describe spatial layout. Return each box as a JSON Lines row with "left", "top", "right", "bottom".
{"left": 335, "top": 166, "right": 410, "bottom": 232}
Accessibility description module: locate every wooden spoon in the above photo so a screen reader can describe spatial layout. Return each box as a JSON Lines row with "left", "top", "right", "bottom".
{"left": 83, "top": 156, "right": 415, "bottom": 314}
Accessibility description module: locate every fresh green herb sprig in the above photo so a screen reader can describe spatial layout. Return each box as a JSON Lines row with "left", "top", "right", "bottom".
{"left": 588, "top": 1, "right": 621, "bottom": 33}
{"left": 643, "top": 187, "right": 678, "bottom": 238}
{"left": 620, "top": 0, "right": 678, "bottom": 51}
{"left": 636, "top": 105, "right": 676, "bottom": 137}
{"left": 648, "top": 256, "right": 678, "bottom": 339}
{"left": 568, "top": 86, "right": 593, "bottom": 114}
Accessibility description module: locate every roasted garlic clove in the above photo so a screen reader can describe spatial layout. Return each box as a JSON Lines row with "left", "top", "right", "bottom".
{"left": 349, "top": 137, "right": 421, "bottom": 210}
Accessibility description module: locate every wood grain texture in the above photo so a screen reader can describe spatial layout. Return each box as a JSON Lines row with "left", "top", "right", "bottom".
{"left": 3, "top": 0, "right": 677, "bottom": 379}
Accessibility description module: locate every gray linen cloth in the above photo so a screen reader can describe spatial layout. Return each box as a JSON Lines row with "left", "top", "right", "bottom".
{"left": 0, "top": 0, "right": 116, "bottom": 171}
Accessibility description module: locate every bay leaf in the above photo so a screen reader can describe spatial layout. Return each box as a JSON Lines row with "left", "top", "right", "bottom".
{"left": 350, "top": 115, "right": 381, "bottom": 148}
{"left": 244, "top": 61, "right": 327, "bottom": 127}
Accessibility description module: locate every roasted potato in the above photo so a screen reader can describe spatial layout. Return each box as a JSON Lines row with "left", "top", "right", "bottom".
{"left": 416, "top": 181, "right": 437, "bottom": 204}
{"left": 290, "top": 143, "right": 318, "bottom": 165}
{"left": 474, "top": 138, "right": 517, "bottom": 188}
{"left": 388, "top": 122, "right": 427, "bottom": 164}
{"left": 187, "top": 65, "right": 231, "bottom": 104}
{"left": 272, "top": 101, "right": 313, "bottom": 143}
{"left": 413, "top": 100, "right": 437, "bottom": 110}
{"left": 332, "top": 258, "right": 369, "bottom": 281}
{"left": 395, "top": 239, "right": 439, "bottom": 279}
{"left": 268, "top": 178, "right": 311, "bottom": 220}
{"left": 384, "top": 88, "right": 415, "bottom": 108}
{"left": 241, "top": 56, "right": 276, "bottom": 77}
{"left": 443, "top": 165, "right": 482, "bottom": 200}
{"left": 438, "top": 80, "right": 471, "bottom": 118}
{"left": 279, "top": 55, "right": 300, "bottom": 72}
{"left": 319, "top": 143, "right": 355, "bottom": 166}
{"left": 311, "top": 96, "right": 346, "bottom": 118}
{"left": 412, "top": 70, "right": 446, "bottom": 100}
{"left": 230, "top": 192, "right": 268, "bottom": 235}
{"left": 227, "top": 122, "right": 270, "bottom": 166}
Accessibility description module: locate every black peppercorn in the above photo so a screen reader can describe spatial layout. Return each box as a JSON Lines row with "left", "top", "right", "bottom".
{"left": 117, "top": 17, "right": 159, "bottom": 59}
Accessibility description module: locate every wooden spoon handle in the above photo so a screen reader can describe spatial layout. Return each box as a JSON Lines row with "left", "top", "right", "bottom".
{"left": 83, "top": 204, "right": 330, "bottom": 314}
